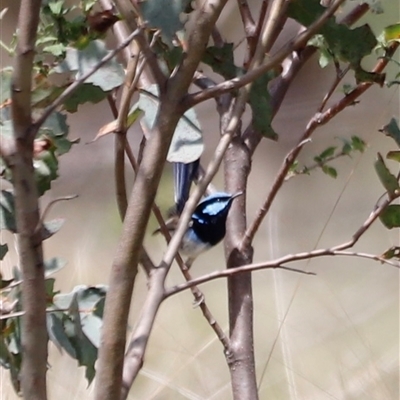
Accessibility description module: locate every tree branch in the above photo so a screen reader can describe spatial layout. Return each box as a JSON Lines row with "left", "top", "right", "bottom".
{"left": 96, "top": 2, "right": 231, "bottom": 399}
{"left": 243, "top": 1, "right": 370, "bottom": 155}
{"left": 237, "top": 0, "right": 256, "bottom": 37}
{"left": 184, "top": 0, "right": 345, "bottom": 109}
{"left": 241, "top": 41, "right": 399, "bottom": 249}
{"left": 166, "top": 191, "right": 399, "bottom": 296}
{"left": 9, "top": 1, "right": 47, "bottom": 399}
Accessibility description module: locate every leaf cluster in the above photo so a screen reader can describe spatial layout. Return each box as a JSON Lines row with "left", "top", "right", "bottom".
{"left": 288, "top": 135, "right": 367, "bottom": 179}
{"left": 1, "top": 263, "right": 105, "bottom": 390}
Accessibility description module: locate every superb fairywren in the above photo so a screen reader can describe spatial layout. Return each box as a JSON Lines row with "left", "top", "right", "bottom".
{"left": 154, "top": 162, "right": 242, "bottom": 260}
{"left": 179, "top": 191, "right": 242, "bottom": 259}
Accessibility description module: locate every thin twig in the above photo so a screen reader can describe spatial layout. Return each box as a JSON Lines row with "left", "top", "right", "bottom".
{"left": 166, "top": 192, "right": 400, "bottom": 297}
{"left": 122, "top": 123, "right": 232, "bottom": 353}
{"left": 112, "top": 74, "right": 227, "bottom": 346}
{"left": 35, "top": 195, "right": 78, "bottom": 233}
{"left": 254, "top": 0, "right": 269, "bottom": 42}
{"left": 165, "top": 265, "right": 315, "bottom": 298}
{"left": 318, "top": 65, "right": 351, "bottom": 112}
{"left": 285, "top": 144, "right": 355, "bottom": 180}
{"left": 237, "top": 0, "right": 256, "bottom": 37}
{"left": 106, "top": 95, "right": 155, "bottom": 275}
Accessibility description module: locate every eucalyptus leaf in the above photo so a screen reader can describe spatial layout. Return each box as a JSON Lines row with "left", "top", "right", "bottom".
{"left": 55, "top": 40, "right": 124, "bottom": 91}
{"left": 386, "top": 151, "right": 400, "bottom": 163}
{"left": 39, "top": 111, "right": 72, "bottom": 155}
{"left": 384, "top": 23, "right": 400, "bottom": 43}
{"left": 374, "top": 153, "right": 399, "bottom": 196}
{"left": 139, "top": 0, "right": 192, "bottom": 47}
{"left": 380, "top": 118, "right": 400, "bottom": 147}
{"left": 0, "top": 190, "right": 16, "bottom": 232}
{"left": 0, "top": 68, "right": 12, "bottom": 105}
{"left": 249, "top": 72, "right": 278, "bottom": 140}
{"left": 381, "top": 246, "right": 400, "bottom": 260}
{"left": 380, "top": 205, "right": 400, "bottom": 229}
{"left": 139, "top": 85, "right": 204, "bottom": 163}
{"left": 42, "top": 218, "right": 65, "bottom": 241}
{"left": 322, "top": 165, "right": 337, "bottom": 179}
{"left": 68, "top": 295, "right": 98, "bottom": 384}
{"left": 44, "top": 257, "right": 67, "bottom": 276}
{"left": 47, "top": 313, "right": 77, "bottom": 357}
{"left": 63, "top": 83, "right": 107, "bottom": 113}
{"left": 34, "top": 150, "right": 59, "bottom": 195}
{"left": 202, "top": 43, "right": 239, "bottom": 80}
{"left": 288, "top": 0, "right": 378, "bottom": 81}
{"left": 0, "top": 243, "right": 8, "bottom": 260}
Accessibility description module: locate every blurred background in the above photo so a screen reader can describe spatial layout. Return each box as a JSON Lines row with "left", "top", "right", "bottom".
{"left": 1, "top": 1, "right": 399, "bottom": 399}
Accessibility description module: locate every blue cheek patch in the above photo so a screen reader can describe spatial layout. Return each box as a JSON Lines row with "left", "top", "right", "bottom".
{"left": 201, "top": 201, "right": 229, "bottom": 216}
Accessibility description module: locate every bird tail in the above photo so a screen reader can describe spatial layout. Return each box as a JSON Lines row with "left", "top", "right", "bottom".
{"left": 172, "top": 160, "right": 200, "bottom": 216}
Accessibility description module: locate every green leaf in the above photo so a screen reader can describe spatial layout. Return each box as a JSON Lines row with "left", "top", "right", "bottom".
{"left": 249, "top": 72, "right": 278, "bottom": 140}
{"left": 202, "top": 43, "right": 239, "bottom": 80}
{"left": 139, "top": 85, "right": 204, "bottom": 163}
{"left": 0, "top": 190, "right": 16, "bottom": 232}
{"left": 54, "top": 40, "right": 124, "bottom": 91}
{"left": 68, "top": 295, "right": 98, "bottom": 384}
{"left": 374, "top": 153, "right": 399, "bottom": 196}
{"left": 381, "top": 246, "right": 400, "bottom": 259}
{"left": 288, "top": 0, "right": 378, "bottom": 81}
{"left": 93, "top": 297, "right": 105, "bottom": 318}
{"left": 379, "top": 205, "right": 400, "bottom": 229}
{"left": 54, "top": 285, "right": 107, "bottom": 312}
{"left": 342, "top": 83, "right": 356, "bottom": 95}
{"left": 322, "top": 165, "right": 337, "bottom": 178}
{"left": 48, "top": 0, "right": 64, "bottom": 15}
{"left": 43, "top": 43, "right": 67, "bottom": 57}
{"left": 350, "top": 135, "right": 366, "bottom": 152}
{"left": 0, "top": 243, "right": 8, "bottom": 260}
{"left": 0, "top": 276, "right": 13, "bottom": 290}
{"left": 0, "top": 68, "right": 12, "bottom": 105}
{"left": 81, "top": 313, "right": 102, "bottom": 348}
{"left": 319, "top": 146, "right": 336, "bottom": 160}
{"left": 387, "top": 151, "right": 400, "bottom": 163}
{"left": 34, "top": 150, "right": 59, "bottom": 195}
{"left": 354, "top": 67, "right": 385, "bottom": 85}
{"left": 307, "top": 34, "right": 334, "bottom": 68}
{"left": 0, "top": 337, "right": 11, "bottom": 367}
{"left": 44, "top": 257, "right": 67, "bottom": 277}
{"left": 380, "top": 118, "right": 400, "bottom": 147}
{"left": 39, "top": 111, "right": 73, "bottom": 155}
{"left": 63, "top": 83, "right": 107, "bottom": 112}
{"left": 45, "top": 278, "right": 57, "bottom": 301}
{"left": 202, "top": 45, "right": 278, "bottom": 139}
{"left": 384, "top": 23, "right": 400, "bottom": 43}
{"left": 42, "top": 218, "right": 65, "bottom": 240}
{"left": 139, "top": 0, "right": 192, "bottom": 47}
{"left": 47, "top": 313, "right": 77, "bottom": 357}
{"left": 32, "top": 81, "right": 64, "bottom": 109}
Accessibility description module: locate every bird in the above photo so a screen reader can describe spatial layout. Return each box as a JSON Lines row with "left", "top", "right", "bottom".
{"left": 179, "top": 191, "right": 242, "bottom": 259}
{"left": 154, "top": 159, "right": 241, "bottom": 262}
{"left": 154, "top": 191, "right": 242, "bottom": 261}
{"left": 171, "top": 160, "right": 200, "bottom": 216}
